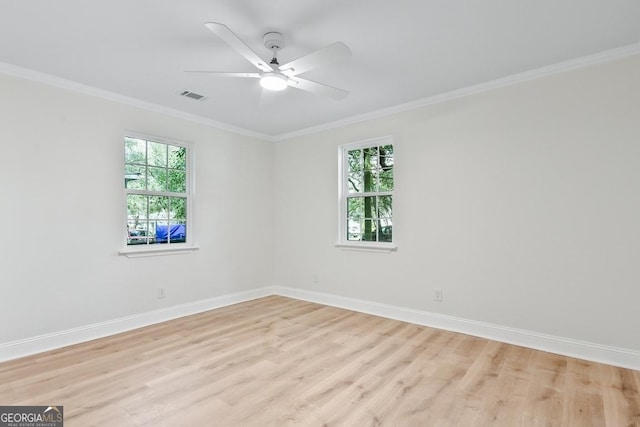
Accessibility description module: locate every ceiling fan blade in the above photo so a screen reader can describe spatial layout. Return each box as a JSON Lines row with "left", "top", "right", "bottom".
{"left": 184, "top": 71, "right": 261, "bottom": 78}
{"left": 287, "top": 77, "right": 349, "bottom": 100}
{"left": 204, "top": 22, "right": 273, "bottom": 73}
{"left": 280, "top": 42, "right": 351, "bottom": 76}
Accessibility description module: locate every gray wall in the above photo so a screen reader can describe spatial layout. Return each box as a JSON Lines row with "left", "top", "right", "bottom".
{"left": 0, "top": 74, "right": 275, "bottom": 343}
{"left": 274, "top": 55, "right": 640, "bottom": 350}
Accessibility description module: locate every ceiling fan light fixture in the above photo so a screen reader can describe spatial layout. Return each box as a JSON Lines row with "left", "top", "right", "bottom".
{"left": 260, "top": 73, "right": 288, "bottom": 91}
{"left": 196, "top": 23, "right": 350, "bottom": 99}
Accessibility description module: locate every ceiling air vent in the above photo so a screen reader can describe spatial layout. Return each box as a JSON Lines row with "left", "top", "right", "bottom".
{"left": 179, "top": 90, "right": 207, "bottom": 101}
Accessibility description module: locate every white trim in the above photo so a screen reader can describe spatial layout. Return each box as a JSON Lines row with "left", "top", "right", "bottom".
{"left": 338, "top": 137, "right": 395, "bottom": 250}
{"left": 334, "top": 242, "right": 397, "bottom": 253}
{"left": 274, "top": 43, "right": 640, "bottom": 141}
{"left": 2, "top": 44, "right": 639, "bottom": 143}
{"left": 124, "top": 133, "right": 195, "bottom": 251}
{"left": 0, "top": 287, "right": 275, "bottom": 363}
{"left": 341, "top": 136, "right": 394, "bottom": 151}
{"left": 0, "top": 61, "right": 272, "bottom": 141}
{"left": 118, "top": 244, "right": 199, "bottom": 258}
{"left": 273, "top": 286, "right": 640, "bottom": 371}
{"left": 2, "top": 285, "right": 639, "bottom": 370}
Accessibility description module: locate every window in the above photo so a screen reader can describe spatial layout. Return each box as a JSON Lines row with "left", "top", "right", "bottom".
{"left": 338, "top": 137, "right": 395, "bottom": 251}
{"left": 124, "top": 135, "right": 192, "bottom": 251}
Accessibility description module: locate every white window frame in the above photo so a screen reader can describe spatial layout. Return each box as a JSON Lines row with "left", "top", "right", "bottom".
{"left": 336, "top": 136, "right": 397, "bottom": 253}
{"left": 119, "top": 132, "right": 198, "bottom": 258}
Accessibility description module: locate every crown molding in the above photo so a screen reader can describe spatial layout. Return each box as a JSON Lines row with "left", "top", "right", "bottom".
{"left": 0, "top": 61, "right": 273, "bottom": 141}
{"left": 273, "top": 42, "right": 640, "bottom": 141}
{"left": 2, "top": 42, "right": 639, "bottom": 143}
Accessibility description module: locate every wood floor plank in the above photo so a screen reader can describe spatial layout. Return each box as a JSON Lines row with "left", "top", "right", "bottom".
{"left": 0, "top": 295, "right": 638, "bottom": 426}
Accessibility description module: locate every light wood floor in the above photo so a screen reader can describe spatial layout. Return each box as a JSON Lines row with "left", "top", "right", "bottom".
{"left": 1, "top": 296, "right": 639, "bottom": 426}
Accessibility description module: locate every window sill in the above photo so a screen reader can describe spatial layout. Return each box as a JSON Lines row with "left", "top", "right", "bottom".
{"left": 335, "top": 242, "right": 397, "bottom": 253}
{"left": 119, "top": 244, "right": 199, "bottom": 258}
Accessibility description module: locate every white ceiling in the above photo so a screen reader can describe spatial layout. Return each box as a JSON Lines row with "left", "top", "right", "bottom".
{"left": 1, "top": 1, "right": 639, "bottom": 138}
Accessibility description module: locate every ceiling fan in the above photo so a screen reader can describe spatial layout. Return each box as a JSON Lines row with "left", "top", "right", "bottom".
{"left": 186, "top": 22, "right": 352, "bottom": 100}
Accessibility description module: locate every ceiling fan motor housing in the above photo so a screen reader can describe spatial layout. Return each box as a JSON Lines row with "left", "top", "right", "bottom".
{"left": 264, "top": 32, "right": 285, "bottom": 51}
{"left": 196, "top": 22, "right": 350, "bottom": 99}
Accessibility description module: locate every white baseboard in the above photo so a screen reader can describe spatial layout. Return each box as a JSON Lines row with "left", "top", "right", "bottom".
{"left": 0, "top": 286, "right": 275, "bottom": 363}
{"left": 3, "top": 285, "right": 639, "bottom": 371}
{"left": 273, "top": 286, "right": 640, "bottom": 371}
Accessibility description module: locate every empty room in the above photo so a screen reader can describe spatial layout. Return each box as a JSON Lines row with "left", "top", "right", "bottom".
{"left": 1, "top": 1, "right": 639, "bottom": 426}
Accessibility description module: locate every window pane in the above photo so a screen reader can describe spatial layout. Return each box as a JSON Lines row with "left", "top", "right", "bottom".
{"left": 148, "top": 142, "right": 167, "bottom": 167}
{"left": 364, "top": 147, "right": 378, "bottom": 169}
{"left": 378, "top": 168, "right": 394, "bottom": 191}
{"left": 148, "top": 167, "right": 168, "bottom": 192}
{"left": 155, "top": 221, "right": 186, "bottom": 243}
{"left": 362, "top": 218, "right": 377, "bottom": 241}
{"left": 125, "top": 138, "right": 146, "bottom": 165}
{"left": 362, "top": 196, "right": 376, "bottom": 221}
{"left": 127, "top": 194, "right": 148, "bottom": 221}
{"left": 169, "top": 145, "right": 186, "bottom": 170}
{"left": 380, "top": 145, "right": 394, "bottom": 167}
{"left": 125, "top": 137, "right": 190, "bottom": 246}
{"left": 362, "top": 169, "right": 376, "bottom": 193}
{"left": 125, "top": 165, "right": 146, "bottom": 190}
{"left": 377, "top": 196, "right": 393, "bottom": 218}
{"left": 347, "top": 217, "right": 363, "bottom": 241}
{"left": 169, "top": 197, "right": 186, "bottom": 221}
{"left": 341, "top": 141, "right": 393, "bottom": 245}
{"left": 378, "top": 145, "right": 394, "bottom": 191}
{"left": 127, "top": 194, "right": 150, "bottom": 245}
{"left": 149, "top": 196, "right": 169, "bottom": 220}
{"left": 169, "top": 221, "right": 187, "bottom": 243}
{"left": 347, "top": 197, "right": 364, "bottom": 218}
{"left": 379, "top": 223, "right": 392, "bottom": 242}
{"left": 127, "top": 222, "right": 155, "bottom": 245}
{"left": 348, "top": 170, "right": 363, "bottom": 193}
{"left": 362, "top": 147, "right": 377, "bottom": 193}
{"left": 348, "top": 149, "right": 363, "bottom": 170}
{"left": 155, "top": 220, "right": 169, "bottom": 243}
{"left": 168, "top": 169, "right": 186, "bottom": 193}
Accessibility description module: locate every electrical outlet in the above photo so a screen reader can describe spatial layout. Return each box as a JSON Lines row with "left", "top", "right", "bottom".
{"left": 433, "top": 289, "right": 443, "bottom": 302}
{"left": 157, "top": 288, "right": 166, "bottom": 299}
{"left": 312, "top": 273, "right": 319, "bottom": 283}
